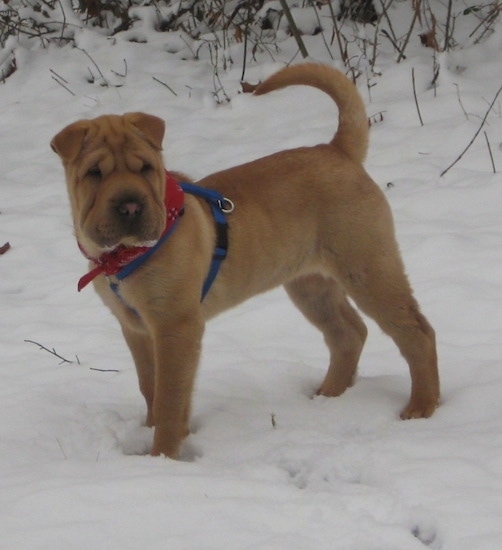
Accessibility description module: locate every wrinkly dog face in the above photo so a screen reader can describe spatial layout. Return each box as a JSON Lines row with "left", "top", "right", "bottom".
{"left": 51, "top": 113, "right": 167, "bottom": 256}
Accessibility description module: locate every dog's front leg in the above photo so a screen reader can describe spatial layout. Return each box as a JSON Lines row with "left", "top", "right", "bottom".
{"left": 149, "top": 315, "right": 205, "bottom": 459}
{"left": 120, "top": 326, "right": 156, "bottom": 427}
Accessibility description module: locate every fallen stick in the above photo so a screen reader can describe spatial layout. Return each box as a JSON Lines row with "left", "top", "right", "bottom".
{"left": 25, "top": 339, "right": 74, "bottom": 365}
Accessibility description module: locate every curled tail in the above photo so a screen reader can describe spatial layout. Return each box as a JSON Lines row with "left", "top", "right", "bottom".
{"left": 254, "top": 63, "right": 369, "bottom": 164}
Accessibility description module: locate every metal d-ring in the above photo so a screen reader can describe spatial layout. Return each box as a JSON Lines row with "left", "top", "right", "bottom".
{"left": 219, "top": 197, "right": 235, "bottom": 214}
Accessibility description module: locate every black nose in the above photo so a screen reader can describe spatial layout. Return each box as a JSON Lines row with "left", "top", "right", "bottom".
{"left": 117, "top": 200, "right": 143, "bottom": 219}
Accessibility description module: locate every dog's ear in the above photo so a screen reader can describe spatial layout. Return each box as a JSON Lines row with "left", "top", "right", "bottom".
{"left": 51, "top": 122, "right": 89, "bottom": 162}
{"left": 125, "top": 112, "right": 165, "bottom": 150}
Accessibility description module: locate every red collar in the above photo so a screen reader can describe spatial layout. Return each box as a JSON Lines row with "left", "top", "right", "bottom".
{"left": 77, "top": 172, "right": 184, "bottom": 291}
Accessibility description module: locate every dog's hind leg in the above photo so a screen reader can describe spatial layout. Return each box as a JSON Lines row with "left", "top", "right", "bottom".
{"left": 284, "top": 274, "right": 368, "bottom": 397}
{"left": 340, "top": 254, "right": 439, "bottom": 419}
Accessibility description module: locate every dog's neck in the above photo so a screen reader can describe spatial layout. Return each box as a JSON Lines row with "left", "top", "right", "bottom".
{"left": 77, "top": 172, "right": 185, "bottom": 291}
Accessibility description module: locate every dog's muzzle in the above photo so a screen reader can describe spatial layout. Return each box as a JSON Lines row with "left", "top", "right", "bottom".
{"left": 101, "top": 193, "right": 161, "bottom": 244}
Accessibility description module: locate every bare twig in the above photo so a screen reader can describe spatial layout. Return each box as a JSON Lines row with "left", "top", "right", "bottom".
{"left": 431, "top": 53, "right": 440, "bottom": 96}
{"left": 326, "top": 0, "right": 348, "bottom": 65}
{"left": 77, "top": 47, "right": 108, "bottom": 86}
{"left": 0, "top": 242, "right": 10, "bottom": 255}
{"left": 381, "top": 29, "right": 405, "bottom": 59}
{"left": 443, "top": 0, "right": 454, "bottom": 51}
{"left": 90, "top": 367, "right": 120, "bottom": 373}
{"left": 398, "top": 0, "right": 420, "bottom": 63}
{"left": 50, "top": 68, "right": 68, "bottom": 84}
{"left": 412, "top": 68, "right": 424, "bottom": 126}
{"left": 484, "top": 131, "right": 497, "bottom": 173}
{"left": 56, "top": 0, "right": 68, "bottom": 45}
{"left": 207, "top": 42, "right": 230, "bottom": 103}
{"left": 469, "top": 2, "right": 501, "bottom": 44}
{"left": 111, "top": 58, "right": 128, "bottom": 78}
{"left": 56, "top": 438, "right": 68, "bottom": 460}
{"left": 379, "top": 0, "right": 398, "bottom": 44}
{"left": 369, "top": 111, "right": 385, "bottom": 125}
{"left": 279, "top": 0, "right": 309, "bottom": 59}
{"left": 440, "top": 83, "right": 502, "bottom": 177}
{"left": 271, "top": 413, "right": 277, "bottom": 429}
{"left": 25, "top": 339, "right": 74, "bottom": 365}
{"left": 25, "top": 338, "right": 120, "bottom": 372}
{"left": 454, "top": 83, "right": 469, "bottom": 120}
{"left": 152, "top": 76, "right": 178, "bottom": 96}
{"left": 240, "top": 0, "right": 253, "bottom": 82}
{"left": 51, "top": 70, "right": 75, "bottom": 96}
{"left": 312, "top": 3, "right": 334, "bottom": 60}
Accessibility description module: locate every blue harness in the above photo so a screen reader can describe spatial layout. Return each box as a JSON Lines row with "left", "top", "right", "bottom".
{"left": 111, "top": 182, "right": 232, "bottom": 303}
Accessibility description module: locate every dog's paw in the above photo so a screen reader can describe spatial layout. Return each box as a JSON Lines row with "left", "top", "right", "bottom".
{"left": 316, "top": 378, "right": 355, "bottom": 398}
{"left": 400, "top": 397, "right": 439, "bottom": 419}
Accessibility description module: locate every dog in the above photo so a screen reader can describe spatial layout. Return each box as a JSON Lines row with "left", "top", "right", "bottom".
{"left": 51, "top": 63, "right": 439, "bottom": 459}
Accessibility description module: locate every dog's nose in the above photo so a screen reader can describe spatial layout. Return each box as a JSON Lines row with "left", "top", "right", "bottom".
{"left": 117, "top": 200, "right": 143, "bottom": 219}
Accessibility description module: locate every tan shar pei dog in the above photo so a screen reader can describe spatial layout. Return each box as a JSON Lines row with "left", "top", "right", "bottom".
{"left": 51, "top": 63, "right": 439, "bottom": 458}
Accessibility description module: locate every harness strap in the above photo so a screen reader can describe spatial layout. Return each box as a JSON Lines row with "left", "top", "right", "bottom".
{"left": 114, "top": 216, "right": 182, "bottom": 283}
{"left": 179, "top": 182, "right": 233, "bottom": 301}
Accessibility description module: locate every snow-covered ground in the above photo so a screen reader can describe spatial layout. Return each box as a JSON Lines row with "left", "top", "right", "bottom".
{"left": 1, "top": 3, "right": 502, "bottom": 549}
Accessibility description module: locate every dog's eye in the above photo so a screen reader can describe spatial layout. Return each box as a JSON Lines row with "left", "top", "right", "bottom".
{"left": 86, "top": 166, "right": 102, "bottom": 180}
{"left": 140, "top": 163, "right": 153, "bottom": 175}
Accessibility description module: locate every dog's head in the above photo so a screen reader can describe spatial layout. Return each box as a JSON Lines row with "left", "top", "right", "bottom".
{"left": 51, "top": 112, "right": 168, "bottom": 256}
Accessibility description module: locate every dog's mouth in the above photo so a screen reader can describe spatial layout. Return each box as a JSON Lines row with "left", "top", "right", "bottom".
{"left": 83, "top": 193, "right": 165, "bottom": 250}
{"left": 100, "top": 236, "right": 160, "bottom": 251}
{"left": 88, "top": 221, "right": 164, "bottom": 250}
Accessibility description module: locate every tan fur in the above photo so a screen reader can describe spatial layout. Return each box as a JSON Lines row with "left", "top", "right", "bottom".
{"left": 52, "top": 63, "right": 439, "bottom": 459}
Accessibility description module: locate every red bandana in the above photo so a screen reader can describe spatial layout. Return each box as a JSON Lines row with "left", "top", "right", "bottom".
{"left": 77, "top": 172, "right": 184, "bottom": 291}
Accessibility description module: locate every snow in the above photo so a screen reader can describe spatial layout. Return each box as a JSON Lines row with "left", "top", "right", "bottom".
{"left": 1, "top": 4, "right": 502, "bottom": 549}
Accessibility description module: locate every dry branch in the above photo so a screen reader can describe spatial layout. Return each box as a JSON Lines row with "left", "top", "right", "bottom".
{"left": 412, "top": 68, "right": 424, "bottom": 126}
{"left": 152, "top": 76, "right": 178, "bottom": 96}
{"left": 279, "top": 0, "right": 309, "bottom": 59}
{"left": 25, "top": 339, "right": 120, "bottom": 372}
{"left": 440, "top": 83, "right": 502, "bottom": 177}
{"left": 484, "top": 131, "right": 497, "bottom": 173}
{"left": 25, "top": 339, "right": 75, "bottom": 365}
